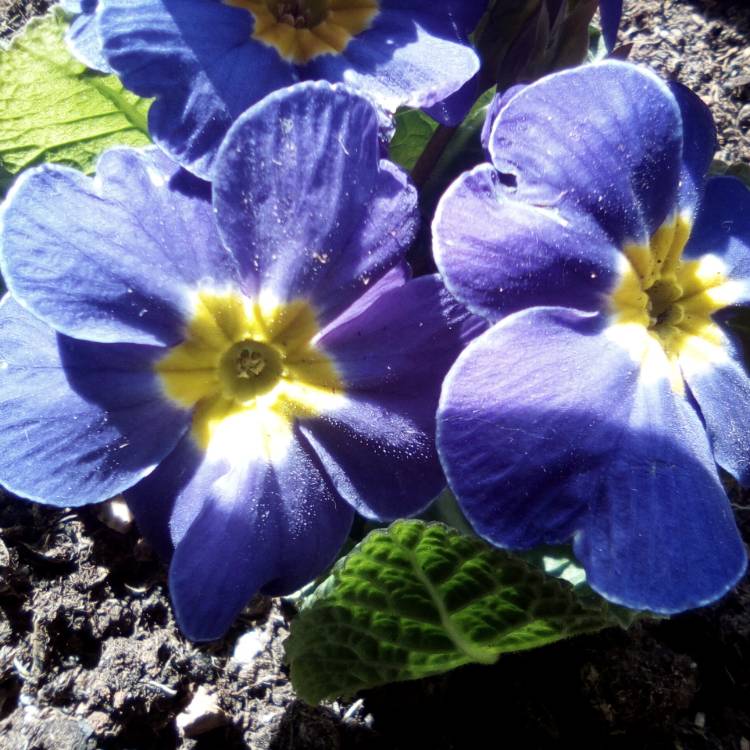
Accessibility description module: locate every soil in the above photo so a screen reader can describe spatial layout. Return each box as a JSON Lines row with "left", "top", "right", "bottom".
{"left": 623, "top": 0, "right": 750, "bottom": 166}
{"left": 0, "top": 1, "right": 749, "bottom": 749}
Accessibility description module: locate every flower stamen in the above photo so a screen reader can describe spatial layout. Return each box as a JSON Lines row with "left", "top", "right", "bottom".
{"left": 608, "top": 214, "right": 737, "bottom": 394}
{"left": 155, "top": 291, "right": 344, "bottom": 454}
{"left": 225, "top": 0, "right": 379, "bottom": 64}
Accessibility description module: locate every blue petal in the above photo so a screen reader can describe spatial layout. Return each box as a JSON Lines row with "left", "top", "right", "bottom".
{"left": 423, "top": 74, "right": 479, "bottom": 127}
{"left": 125, "top": 433, "right": 202, "bottom": 559}
{"left": 302, "top": 275, "right": 485, "bottom": 521}
{"left": 683, "top": 176, "right": 750, "bottom": 303}
{"left": 678, "top": 323, "right": 750, "bottom": 486}
{"left": 438, "top": 308, "right": 627, "bottom": 548}
{"left": 438, "top": 306, "right": 746, "bottom": 612}
{"left": 99, "top": 0, "right": 294, "bottom": 177}
{"left": 214, "top": 82, "right": 418, "bottom": 324}
{"left": 433, "top": 163, "right": 621, "bottom": 321}
{"left": 487, "top": 61, "right": 683, "bottom": 248}
{"left": 0, "top": 297, "right": 189, "bottom": 506}
{"left": 306, "top": 8, "right": 480, "bottom": 113}
{"left": 378, "top": 0, "right": 489, "bottom": 32}
{"left": 575, "top": 395, "right": 746, "bottom": 613}
{"left": 669, "top": 82, "right": 717, "bottom": 217}
{"left": 599, "top": 0, "right": 623, "bottom": 51}
{"left": 0, "top": 148, "right": 235, "bottom": 346}
{"left": 65, "top": 4, "right": 113, "bottom": 74}
{"left": 132, "top": 430, "right": 353, "bottom": 641}
{"left": 480, "top": 85, "right": 526, "bottom": 153}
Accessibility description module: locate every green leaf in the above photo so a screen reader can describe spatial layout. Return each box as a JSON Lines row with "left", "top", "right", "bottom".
{"left": 0, "top": 8, "right": 151, "bottom": 189}
{"left": 285, "top": 520, "right": 629, "bottom": 704}
{"left": 389, "top": 109, "right": 438, "bottom": 171}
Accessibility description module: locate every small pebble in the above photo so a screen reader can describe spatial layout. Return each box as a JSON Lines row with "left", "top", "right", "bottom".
{"left": 96, "top": 497, "right": 134, "bottom": 534}
{"left": 176, "top": 686, "right": 228, "bottom": 737}
{"left": 232, "top": 629, "right": 268, "bottom": 665}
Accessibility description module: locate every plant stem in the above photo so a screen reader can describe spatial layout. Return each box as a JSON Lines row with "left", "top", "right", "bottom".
{"left": 411, "top": 124, "right": 458, "bottom": 188}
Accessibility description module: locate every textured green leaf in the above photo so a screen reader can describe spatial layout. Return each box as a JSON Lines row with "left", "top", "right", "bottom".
{"left": 0, "top": 8, "right": 151, "bottom": 185}
{"left": 285, "top": 520, "right": 628, "bottom": 704}
{"left": 389, "top": 109, "right": 438, "bottom": 171}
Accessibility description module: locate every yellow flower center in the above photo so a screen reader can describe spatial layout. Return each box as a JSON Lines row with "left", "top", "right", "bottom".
{"left": 225, "top": 0, "right": 380, "bottom": 64}
{"left": 155, "top": 290, "right": 344, "bottom": 460}
{"left": 608, "top": 214, "right": 740, "bottom": 394}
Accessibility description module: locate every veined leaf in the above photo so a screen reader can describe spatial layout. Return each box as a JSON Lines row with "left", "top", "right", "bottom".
{"left": 0, "top": 8, "right": 151, "bottom": 188}
{"left": 389, "top": 109, "right": 438, "bottom": 171}
{"left": 286, "top": 520, "right": 630, "bottom": 704}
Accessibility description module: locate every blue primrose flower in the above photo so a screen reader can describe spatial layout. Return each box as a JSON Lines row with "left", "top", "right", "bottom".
{"left": 78, "top": 0, "right": 489, "bottom": 178}
{"left": 0, "top": 83, "right": 481, "bottom": 641}
{"left": 433, "top": 61, "right": 750, "bottom": 614}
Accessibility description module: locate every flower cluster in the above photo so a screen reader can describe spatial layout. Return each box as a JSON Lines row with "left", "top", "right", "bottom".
{"left": 2, "top": 0, "right": 749, "bottom": 647}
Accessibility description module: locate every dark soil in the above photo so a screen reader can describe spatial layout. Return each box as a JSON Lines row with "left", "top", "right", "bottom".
{"left": 623, "top": 0, "right": 750, "bottom": 165}
{"left": 1, "top": 1, "right": 749, "bottom": 749}
{"left": 0, "top": 0, "right": 49, "bottom": 38}
{"left": 2, "top": 493, "right": 750, "bottom": 749}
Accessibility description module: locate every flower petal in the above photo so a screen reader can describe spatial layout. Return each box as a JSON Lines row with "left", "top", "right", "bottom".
{"left": 99, "top": 0, "right": 295, "bottom": 177}
{"left": 488, "top": 61, "right": 683, "bottom": 249}
{"left": 0, "top": 297, "right": 189, "bottom": 506}
{"left": 438, "top": 306, "right": 745, "bottom": 612}
{"left": 575, "top": 383, "right": 746, "bottom": 613}
{"left": 0, "top": 148, "right": 235, "bottom": 346}
{"left": 214, "top": 81, "right": 418, "bottom": 323}
{"left": 65, "top": 1, "right": 113, "bottom": 73}
{"left": 307, "top": 7, "right": 480, "bottom": 113}
{"left": 379, "top": 0, "right": 488, "bottom": 32}
{"left": 598, "top": 0, "right": 623, "bottom": 51}
{"left": 678, "top": 323, "right": 750, "bottom": 486}
{"left": 669, "top": 81, "right": 717, "bottom": 217}
{"left": 130, "top": 430, "right": 353, "bottom": 641}
{"left": 438, "top": 308, "right": 626, "bottom": 547}
{"left": 302, "top": 275, "right": 485, "bottom": 520}
{"left": 683, "top": 176, "right": 750, "bottom": 303}
{"left": 433, "top": 163, "right": 621, "bottom": 320}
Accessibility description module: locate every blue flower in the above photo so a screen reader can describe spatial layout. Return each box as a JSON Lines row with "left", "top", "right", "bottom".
{"left": 83, "top": 0, "right": 488, "bottom": 177}
{"left": 0, "top": 82, "right": 481, "bottom": 640}
{"left": 432, "top": 61, "right": 749, "bottom": 614}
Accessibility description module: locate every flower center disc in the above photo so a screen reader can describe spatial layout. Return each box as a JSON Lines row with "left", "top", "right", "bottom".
{"left": 268, "top": 0, "right": 328, "bottom": 28}
{"left": 225, "top": 0, "right": 379, "bottom": 64}
{"left": 647, "top": 278, "right": 685, "bottom": 331}
{"left": 219, "top": 339, "right": 283, "bottom": 401}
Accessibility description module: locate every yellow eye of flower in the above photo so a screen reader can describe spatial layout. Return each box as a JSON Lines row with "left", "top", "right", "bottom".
{"left": 608, "top": 214, "right": 741, "bottom": 394}
{"left": 225, "top": 0, "right": 380, "bottom": 64}
{"left": 155, "top": 290, "right": 344, "bottom": 458}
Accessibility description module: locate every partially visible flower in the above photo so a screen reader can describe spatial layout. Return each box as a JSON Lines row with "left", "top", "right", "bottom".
{"left": 0, "top": 82, "right": 481, "bottom": 641}
{"left": 91, "top": 0, "right": 488, "bottom": 177}
{"left": 433, "top": 61, "right": 749, "bottom": 614}
{"left": 59, "top": 0, "right": 112, "bottom": 73}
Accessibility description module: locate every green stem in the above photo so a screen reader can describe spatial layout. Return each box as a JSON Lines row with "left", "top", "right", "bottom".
{"left": 410, "top": 124, "right": 458, "bottom": 188}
